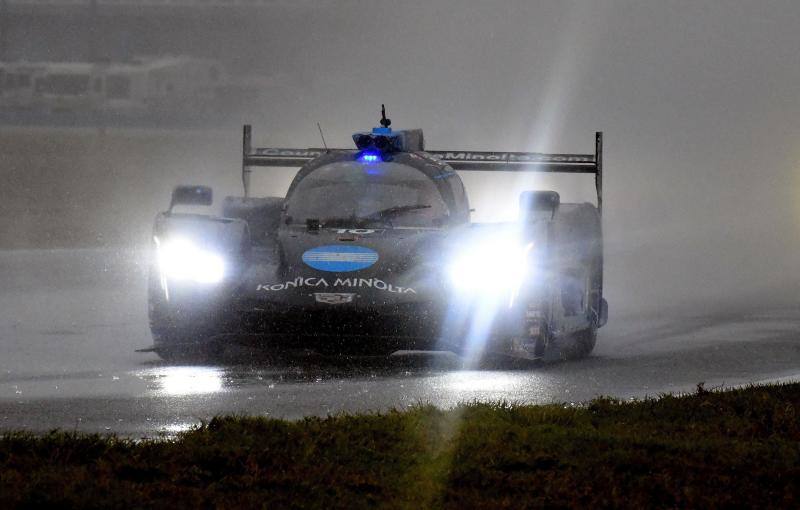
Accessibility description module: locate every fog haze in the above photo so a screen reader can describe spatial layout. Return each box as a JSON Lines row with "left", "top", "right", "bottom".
{"left": 3, "top": 0, "right": 800, "bottom": 314}
{"left": 2, "top": 2, "right": 800, "bottom": 436}
{"left": 251, "top": 0, "right": 800, "bottom": 313}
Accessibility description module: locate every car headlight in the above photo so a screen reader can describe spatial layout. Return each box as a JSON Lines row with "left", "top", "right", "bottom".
{"left": 157, "top": 238, "right": 225, "bottom": 284}
{"left": 447, "top": 239, "right": 533, "bottom": 294}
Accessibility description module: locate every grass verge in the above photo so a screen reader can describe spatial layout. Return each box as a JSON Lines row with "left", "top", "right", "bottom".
{"left": 2, "top": 382, "right": 799, "bottom": 509}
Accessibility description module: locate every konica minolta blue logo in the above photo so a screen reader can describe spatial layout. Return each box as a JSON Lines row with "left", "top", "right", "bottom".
{"left": 302, "top": 245, "right": 379, "bottom": 272}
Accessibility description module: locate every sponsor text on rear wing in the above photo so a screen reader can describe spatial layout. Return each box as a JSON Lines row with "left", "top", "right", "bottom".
{"left": 241, "top": 125, "right": 603, "bottom": 214}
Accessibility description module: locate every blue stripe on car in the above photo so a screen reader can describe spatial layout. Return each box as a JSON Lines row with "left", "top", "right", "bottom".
{"left": 302, "top": 245, "right": 379, "bottom": 272}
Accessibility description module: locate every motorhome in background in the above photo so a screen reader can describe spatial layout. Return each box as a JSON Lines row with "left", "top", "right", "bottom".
{"left": 30, "top": 62, "right": 100, "bottom": 113}
{"left": 136, "top": 56, "right": 228, "bottom": 114}
{"left": 0, "top": 62, "right": 47, "bottom": 110}
{"left": 0, "top": 56, "right": 262, "bottom": 122}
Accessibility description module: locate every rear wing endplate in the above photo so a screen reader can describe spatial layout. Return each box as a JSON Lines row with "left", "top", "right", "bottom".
{"left": 241, "top": 125, "right": 603, "bottom": 215}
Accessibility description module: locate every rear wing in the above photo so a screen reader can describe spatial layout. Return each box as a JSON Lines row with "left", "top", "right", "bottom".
{"left": 241, "top": 125, "right": 603, "bottom": 215}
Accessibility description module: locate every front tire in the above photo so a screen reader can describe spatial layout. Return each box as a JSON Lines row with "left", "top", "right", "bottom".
{"left": 150, "top": 314, "right": 225, "bottom": 363}
{"left": 148, "top": 271, "right": 224, "bottom": 363}
{"left": 154, "top": 343, "right": 223, "bottom": 363}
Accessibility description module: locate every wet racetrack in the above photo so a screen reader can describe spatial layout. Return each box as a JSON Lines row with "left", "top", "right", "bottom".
{"left": 1, "top": 249, "right": 799, "bottom": 437}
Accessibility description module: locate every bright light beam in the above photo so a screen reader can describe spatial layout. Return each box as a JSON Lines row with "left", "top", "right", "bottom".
{"left": 157, "top": 238, "right": 225, "bottom": 284}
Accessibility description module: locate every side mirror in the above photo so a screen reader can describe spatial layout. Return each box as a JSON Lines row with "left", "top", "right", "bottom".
{"left": 519, "top": 190, "right": 560, "bottom": 221}
{"left": 169, "top": 185, "right": 213, "bottom": 212}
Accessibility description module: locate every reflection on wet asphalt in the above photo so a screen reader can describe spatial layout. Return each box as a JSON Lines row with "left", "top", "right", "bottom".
{"left": 1, "top": 250, "right": 799, "bottom": 437}
{"left": 4, "top": 336, "right": 797, "bottom": 438}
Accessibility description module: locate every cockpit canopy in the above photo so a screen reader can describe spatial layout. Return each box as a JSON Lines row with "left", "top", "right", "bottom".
{"left": 285, "top": 160, "right": 450, "bottom": 228}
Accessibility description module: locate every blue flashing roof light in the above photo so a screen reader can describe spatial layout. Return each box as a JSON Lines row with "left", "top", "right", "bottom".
{"left": 360, "top": 152, "right": 380, "bottom": 163}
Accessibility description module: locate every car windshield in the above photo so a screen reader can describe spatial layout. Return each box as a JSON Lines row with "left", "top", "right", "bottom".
{"left": 285, "top": 161, "right": 448, "bottom": 227}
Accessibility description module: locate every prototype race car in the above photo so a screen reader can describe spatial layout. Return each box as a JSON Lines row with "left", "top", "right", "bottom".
{"left": 144, "top": 108, "right": 608, "bottom": 362}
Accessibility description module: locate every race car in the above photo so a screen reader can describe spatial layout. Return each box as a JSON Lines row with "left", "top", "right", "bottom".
{"left": 144, "top": 108, "right": 608, "bottom": 362}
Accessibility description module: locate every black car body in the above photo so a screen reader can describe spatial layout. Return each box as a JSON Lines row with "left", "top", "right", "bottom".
{"left": 146, "top": 120, "right": 608, "bottom": 362}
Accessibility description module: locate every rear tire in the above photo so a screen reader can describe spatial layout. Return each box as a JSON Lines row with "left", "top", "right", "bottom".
{"left": 478, "top": 352, "right": 539, "bottom": 370}
{"left": 558, "top": 327, "right": 597, "bottom": 360}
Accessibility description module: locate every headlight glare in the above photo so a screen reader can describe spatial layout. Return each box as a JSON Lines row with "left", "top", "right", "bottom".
{"left": 447, "top": 240, "right": 532, "bottom": 294}
{"left": 157, "top": 238, "right": 225, "bottom": 284}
